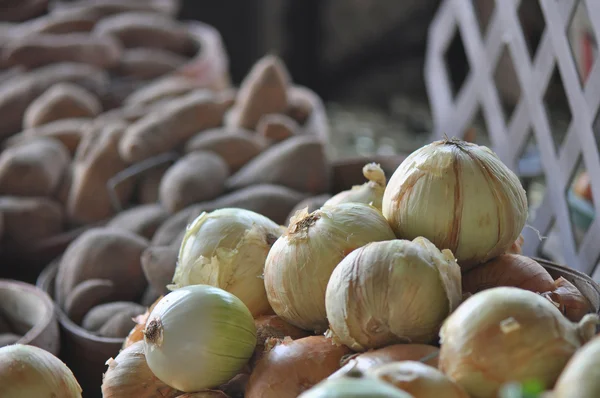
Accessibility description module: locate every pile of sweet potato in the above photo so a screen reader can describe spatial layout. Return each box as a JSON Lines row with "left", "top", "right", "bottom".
{"left": 0, "top": 0, "right": 333, "bottom": 341}
{"left": 46, "top": 51, "right": 333, "bottom": 339}
{"left": 0, "top": 0, "right": 232, "bottom": 253}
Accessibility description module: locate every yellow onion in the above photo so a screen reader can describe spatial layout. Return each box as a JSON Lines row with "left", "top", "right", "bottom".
{"left": 553, "top": 335, "right": 600, "bottom": 397}
{"left": 245, "top": 336, "right": 352, "bottom": 398}
{"left": 439, "top": 286, "right": 599, "bottom": 398}
{"left": 264, "top": 203, "right": 396, "bottom": 332}
{"left": 0, "top": 344, "right": 82, "bottom": 397}
{"left": 173, "top": 208, "right": 283, "bottom": 317}
{"left": 324, "top": 163, "right": 386, "bottom": 210}
{"left": 102, "top": 341, "right": 181, "bottom": 398}
{"left": 368, "top": 361, "right": 469, "bottom": 398}
{"left": 144, "top": 285, "right": 257, "bottom": 392}
{"left": 298, "top": 369, "right": 413, "bottom": 398}
{"left": 252, "top": 315, "right": 310, "bottom": 367}
{"left": 541, "top": 277, "right": 593, "bottom": 322}
{"left": 326, "top": 237, "right": 462, "bottom": 350}
{"left": 329, "top": 344, "right": 440, "bottom": 379}
{"left": 382, "top": 139, "right": 528, "bottom": 270}
{"left": 462, "top": 254, "right": 555, "bottom": 294}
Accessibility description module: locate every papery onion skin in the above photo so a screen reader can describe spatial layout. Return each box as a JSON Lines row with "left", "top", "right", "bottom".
{"left": 245, "top": 335, "right": 352, "bottom": 398}
{"left": 541, "top": 277, "right": 594, "bottom": 322}
{"left": 144, "top": 285, "right": 257, "bottom": 393}
{"left": 439, "top": 286, "right": 599, "bottom": 398}
{"left": 0, "top": 344, "right": 82, "bottom": 397}
{"left": 123, "top": 296, "right": 162, "bottom": 349}
{"left": 329, "top": 344, "right": 439, "bottom": 379}
{"left": 324, "top": 163, "right": 386, "bottom": 210}
{"left": 102, "top": 341, "right": 181, "bottom": 398}
{"left": 297, "top": 370, "right": 414, "bottom": 398}
{"left": 264, "top": 202, "right": 396, "bottom": 332}
{"left": 252, "top": 315, "right": 311, "bottom": 367}
{"left": 462, "top": 254, "right": 555, "bottom": 294}
{"left": 326, "top": 237, "right": 462, "bottom": 351}
{"left": 553, "top": 335, "right": 600, "bottom": 398}
{"left": 368, "top": 361, "right": 469, "bottom": 398}
{"left": 507, "top": 234, "right": 524, "bottom": 254}
{"left": 382, "top": 139, "right": 528, "bottom": 270}
{"left": 173, "top": 208, "right": 283, "bottom": 317}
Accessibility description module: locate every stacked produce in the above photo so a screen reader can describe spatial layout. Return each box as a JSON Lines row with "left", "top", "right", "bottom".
{"left": 97, "top": 139, "right": 600, "bottom": 397}
{"left": 0, "top": 2, "right": 599, "bottom": 398}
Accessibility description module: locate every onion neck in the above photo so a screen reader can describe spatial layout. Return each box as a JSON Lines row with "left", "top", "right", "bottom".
{"left": 144, "top": 318, "right": 164, "bottom": 348}
{"left": 577, "top": 314, "right": 600, "bottom": 343}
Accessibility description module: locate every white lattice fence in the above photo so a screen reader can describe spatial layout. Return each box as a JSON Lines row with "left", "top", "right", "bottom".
{"left": 425, "top": 0, "right": 600, "bottom": 275}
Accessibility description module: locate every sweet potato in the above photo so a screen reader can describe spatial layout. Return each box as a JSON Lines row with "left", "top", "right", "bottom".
{"left": 95, "top": 104, "right": 149, "bottom": 125}
{"left": 256, "top": 113, "right": 298, "bottom": 143}
{"left": 115, "top": 47, "right": 187, "bottom": 80}
{"left": 54, "top": 165, "right": 72, "bottom": 205}
{"left": 226, "top": 55, "right": 290, "bottom": 130}
{"left": 55, "top": 227, "right": 149, "bottom": 308}
{"left": 67, "top": 121, "right": 134, "bottom": 224}
{"left": 82, "top": 301, "right": 145, "bottom": 333}
{"left": 184, "top": 127, "right": 265, "bottom": 172}
{"left": 3, "top": 118, "right": 92, "bottom": 155}
{"left": 123, "top": 76, "right": 200, "bottom": 107}
{"left": 0, "top": 138, "right": 70, "bottom": 197}
{"left": 206, "top": 184, "right": 306, "bottom": 225}
{"left": 176, "top": 21, "right": 231, "bottom": 92}
{"left": 50, "top": 0, "right": 180, "bottom": 18}
{"left": 286, "top": 194, "right": 331, "bottom": 225}
{"left": 141, "top": 245, "right": 178, "bottom": 295}
{"left": 119, "top": 90, "right": 233, "bottom": 163}
{"left": 19, "top": 12, "right": 96, "bottom": 35}
{"left": 226, "top": 135, "right": 330, "bottom": 194}
{"left": 107, "top": 203, "right": 168, "bottom": 239}
{"left": 64, "top": 278, "right": 114, "bottom": 325}
{"left": 0, "top": 0, "right": 48, "bottom": 22}
{"left": 159, "top": 151, "right": 229, "bottom": 213}
{"left": 3, "top": 32, "right": 122, "bottom": 69}
{"left": 93, "top": 11, "right": 194, "bottom": 54}
{"left": 0, "top": 197, "right": 63, "bottom": 245}
{"left": 135, "top": 163, "right": 169, "bottom": 205}
{"left": 23, "top": 83, "right": 102, "bottom": 128}
{"left": 0, "top": 62, "right": 108, "bottom": 138}
{"left": 151, "top": 203, "right": 209, "bottom": 246}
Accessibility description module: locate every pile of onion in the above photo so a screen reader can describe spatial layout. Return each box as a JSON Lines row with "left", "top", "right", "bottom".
{"left": 264, "top": 202, "right": 396, "bottom": 332}
{"left": 439, "top": 286, "right": 599, "bottom": 397}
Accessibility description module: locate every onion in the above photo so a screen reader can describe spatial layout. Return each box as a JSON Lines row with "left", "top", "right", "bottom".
{"left": 323, "top": 163, "right": 387, "bottom": 210}
{"left": 439, "top": 286, "right": 599, "bottom": 398}
{"left": 462, "top": 254, "right": 555, "bottom": 294}
{"left": 144, "top": 285, "right": 257, "bottom": 392}
{"left": 123, "top": 295, "right": 162, "bottom": 349}
{"left": 0, "top": 344, "right": 82, "bottom": 397}
{"left": 541, "top": 277, "right": 594, "bottom": 322}
{"left": 298, "top": 369, "right": 413, "bottom": 398}
{"left": 329, "top": 344, "right": 440, "bottom": 379}
{"left": 102, "top": 341, "right": 181, "bottom": 398}
{"left": 325, "top": 237, "right": 462, "bottom": 350}
{"left": 245, "top": 336, "right": 352, "bottom": 398}
{"left": 175, "top": 392, "right": 229, "bottom": 397}
{"left": 382, "top": 139, "right": 528, "bottom": 270}
{"left": 173, "top": 208, "right": 283, "bottom": 317}
{"left": 553, "top": 335, "right": 600, "bottom": 397}
{"left": 264, "top": 203, "right": 396, "bottom": 332}
{"left": 368, "top": 361, "right": 469, "bottom": 398}
{"left": 252, "top": 315, "right": 311, "bottom": 367}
